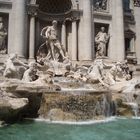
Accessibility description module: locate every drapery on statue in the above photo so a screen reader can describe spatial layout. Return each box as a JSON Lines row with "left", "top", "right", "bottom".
{"left": 95, "top": 27, "right": 110, "bottom": 58}
{"left": 37, "top": 20, "right": 66, "bottom": 64}
{"left": 0, "top": 17, "right": 7, "bottom": 54}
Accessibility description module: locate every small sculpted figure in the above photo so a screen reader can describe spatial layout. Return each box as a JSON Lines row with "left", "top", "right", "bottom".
{"left": 22, "top": 62, "right": 38, "bottom": 82}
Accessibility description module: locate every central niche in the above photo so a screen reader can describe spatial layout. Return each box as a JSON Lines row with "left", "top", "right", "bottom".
{"left": 37, "top": 0, "right": 72, "bottom": 14}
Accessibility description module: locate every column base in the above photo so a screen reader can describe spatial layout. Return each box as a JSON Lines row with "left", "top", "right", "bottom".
{"left": 28, "top": 58, "right": 36, "bottom": 63}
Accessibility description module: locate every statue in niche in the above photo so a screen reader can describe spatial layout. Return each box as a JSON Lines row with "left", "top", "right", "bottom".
{"left": 0, "top": 17, "right": 7, "bottom": 54}
{"left": 94, "top": 0, "right": 108, "bottom": 11}
{"left": 95, "top": 27, "right": 110, "bottom": 58}
{"left": 37, "top": 20, "right": 66, "bottom": 64}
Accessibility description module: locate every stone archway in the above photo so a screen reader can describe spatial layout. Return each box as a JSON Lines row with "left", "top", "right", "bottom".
{"left": 28, "top": 0, "right": 80, "bottom": 60}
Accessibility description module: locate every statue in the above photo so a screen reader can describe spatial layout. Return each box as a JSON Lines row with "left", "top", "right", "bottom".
{"left": 3, "top": 54, "right": 28, "bottom": 79}
{"left": 104, "top": 61, "right": 131, "bottom": 85}
{"left": 0, "top": 17, "right": 7, "bottom": 54}
{"left": 87, "top": 59, "right": 109, "bottom": 87}
{"left": 37, "top": 20, "right": 66, "bottom": 63}
{"left": 95, "top": 27, "right": 110, "bottom": 58}
{"left": 102, "top": 0, "right": 107, "bottom": 10}
{"left": 22, "top": 62, "right": 38, "bottom": 82}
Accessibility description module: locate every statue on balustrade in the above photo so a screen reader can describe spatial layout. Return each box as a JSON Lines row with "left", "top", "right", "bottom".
{"left": 0, "top": 17, "right": 7, "bottom": 54}
{"left": 37, "top": 20, "right": 66, "bottom": 64}
{"left": 95, "top": 27, "right": 110, "bottom": 58}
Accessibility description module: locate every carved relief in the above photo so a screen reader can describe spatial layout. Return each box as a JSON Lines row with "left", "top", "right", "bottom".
{"left": 134, "top": 0, "right": 140, "bottom": 7}
{"left": 94, "top": 0, "right": 108, "bottom": 12}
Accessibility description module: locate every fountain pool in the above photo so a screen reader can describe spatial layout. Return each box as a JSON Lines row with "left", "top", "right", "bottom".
{"left": 0, "top": 118, "right": 140, "bottom": 140}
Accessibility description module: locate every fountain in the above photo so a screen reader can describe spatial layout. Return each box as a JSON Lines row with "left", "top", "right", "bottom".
{"left": 0, "top": 20, "right": 140, "bottom": 124}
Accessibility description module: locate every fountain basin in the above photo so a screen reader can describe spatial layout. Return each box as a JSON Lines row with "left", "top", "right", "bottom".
{"left": 38, "top": 91, "right": 113, "bottom": 122}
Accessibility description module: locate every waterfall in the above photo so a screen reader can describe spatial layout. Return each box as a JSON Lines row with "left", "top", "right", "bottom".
{"left": 124, "top": 91, "right": 139, "bottom": 117}
{"left": 128, "top": 102, "right": 139, "bottom": 117}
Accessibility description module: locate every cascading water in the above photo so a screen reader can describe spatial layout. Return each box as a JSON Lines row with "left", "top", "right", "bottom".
{"left": 128, "top": 102, "right": 139, "bottom": 117}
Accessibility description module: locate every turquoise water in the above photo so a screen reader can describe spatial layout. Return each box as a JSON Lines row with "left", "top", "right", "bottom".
{"left": 0, "top": 118, "right": 140, "bottom": 140}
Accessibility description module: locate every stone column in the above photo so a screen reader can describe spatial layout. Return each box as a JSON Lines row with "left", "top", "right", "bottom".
{"left": 71, "top": 20, "right": 77, "bottom": 61}
{"left": 134, "top": 5, "right": 140, "bottom": 64}
{"left": 29, "top": 16, "right": 35, "bottom": 61}
{"left": 61, "top": 21, "right": 66, "bottom": 50}
{"left": 110, "top": 0, "right": 125, "bottom": 61}
{"left": 78, "top": 0, "right": 94, "bottom": 61}
{"left": 27, "top": 4, "right": 39, "bottom": 61}
{"left": 12, "top": 0, "right": 26, "bottom": 57}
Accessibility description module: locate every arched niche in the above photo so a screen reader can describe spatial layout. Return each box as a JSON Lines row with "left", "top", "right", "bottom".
{"left": 35, "top": 0, "right": 78, "bottom": 14}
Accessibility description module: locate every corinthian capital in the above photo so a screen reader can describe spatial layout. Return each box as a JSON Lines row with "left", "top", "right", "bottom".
{"left": 27, "top": 4, "right": 39, "bottom": 16}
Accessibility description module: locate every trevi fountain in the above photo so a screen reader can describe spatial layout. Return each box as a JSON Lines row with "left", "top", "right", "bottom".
{"left": 0, "top": 19, "right": 140, "bottom": 140}
{"left": 0, "top": 0, "right": 140, "bottom": 140}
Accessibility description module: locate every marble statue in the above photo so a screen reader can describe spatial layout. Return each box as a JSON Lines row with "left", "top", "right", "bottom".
{"left": 22, "top": 62, "right": 38, "bottom": 82}
{"left": 37, "top": 20, "right": 66, "bottom": 63}
{"left": 67, "top": 69, "right": 87, "bottom": 82}
{"left": 0, "top": 17, "right": 7, "bottom": 54}
{"left": 87, "top": 59, "right": 109, "bottom": 87}
{"left": 104, "top": 61, "right": 131, "bottom": 85}
{"left": 95, "top": 27, "right": 110, "bottom": 58}
{"left": 3, "top": 54, "right": 28, "bottom": 79}
{"left": 32, "top": 70, "right": 54, "bottom": 85}
{"left": 120, "top": 60, "right": 131, "bottom": 81}
{"left": 3, "top": 54, "right": 17, "bottom": 78}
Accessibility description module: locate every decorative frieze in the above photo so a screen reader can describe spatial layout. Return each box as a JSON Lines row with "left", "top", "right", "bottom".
{"left": 94, "top": 0, "right": 109, "bottom": 12}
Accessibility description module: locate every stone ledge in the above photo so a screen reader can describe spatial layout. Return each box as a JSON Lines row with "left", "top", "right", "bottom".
{"left": 0, "top": 1, "right": 12, "bottom": 9}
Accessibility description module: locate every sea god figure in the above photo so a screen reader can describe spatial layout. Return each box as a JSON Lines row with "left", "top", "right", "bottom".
{"left": 40, "top": 20, "right": 66, "bottom": 61}
{"left": 95, "top": 27, "right": 110, "bottom": 58}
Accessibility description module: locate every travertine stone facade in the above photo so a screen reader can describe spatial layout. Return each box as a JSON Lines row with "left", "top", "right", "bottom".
{"left": 0, "top": 0, "right": 140, "bottom": 64}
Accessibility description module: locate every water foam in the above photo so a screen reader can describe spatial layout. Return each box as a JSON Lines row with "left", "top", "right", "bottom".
{"left": 34, "top": 117, "right": 116, "bottom": 125}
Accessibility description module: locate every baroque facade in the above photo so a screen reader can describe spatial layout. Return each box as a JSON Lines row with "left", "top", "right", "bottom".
{"left": 0, "top": 0, "right": 140, "bottom": 64}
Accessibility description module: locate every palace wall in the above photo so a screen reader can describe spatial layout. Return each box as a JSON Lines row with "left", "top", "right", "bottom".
{"left": 0, "top": 0, "right": 140, "bottom": 64}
